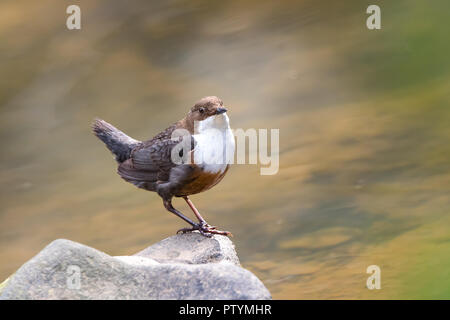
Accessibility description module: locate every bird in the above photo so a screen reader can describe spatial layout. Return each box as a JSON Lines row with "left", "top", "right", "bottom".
{"left": 92, "top": 96, "right": 235, "bottom": 237}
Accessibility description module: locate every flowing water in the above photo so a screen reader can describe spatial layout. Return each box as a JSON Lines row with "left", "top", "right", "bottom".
{"left": 1, "top": 0, "right": 449, "bottom": 299}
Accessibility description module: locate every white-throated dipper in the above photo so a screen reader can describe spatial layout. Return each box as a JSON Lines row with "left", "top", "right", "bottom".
{"left": 92, "top": 96, "right": 235, "bottom": 237}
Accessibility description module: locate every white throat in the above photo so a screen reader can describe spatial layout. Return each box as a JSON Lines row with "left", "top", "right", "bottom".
{"left": 193, "top": 113, "right": 235, "bottom": 174}
{"left": 195, "top": 113, "right": 231, "bottom": 133}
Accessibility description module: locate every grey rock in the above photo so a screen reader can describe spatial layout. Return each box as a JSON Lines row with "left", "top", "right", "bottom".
{"left": 134, "top": 232, "right": 240, "bottom": 266}
{"left": 0, "top": 235, "right": 270, "bottom": 300}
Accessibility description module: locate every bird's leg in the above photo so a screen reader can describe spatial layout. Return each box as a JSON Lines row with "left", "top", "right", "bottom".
{"left": 163, "top": 199, "right": 197, "bottom": 227}
{"left": 163, "top": 199, "right": 214, "bottom": 237}
{"left": 183, "top": 196, "right": 208, "bottom": 225}
{"left": 181, "top": 196, "right": 232, "bottom": 237}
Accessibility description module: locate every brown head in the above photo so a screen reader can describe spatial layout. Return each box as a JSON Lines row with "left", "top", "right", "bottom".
{"left": 182, "top": 96, "right": 228, "bottom": 133}
{"left": 189, "top": 96, "right": 227, "bottom": 121}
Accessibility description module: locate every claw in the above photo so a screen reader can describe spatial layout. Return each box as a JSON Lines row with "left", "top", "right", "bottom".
{"left": 176, "top": 223, "right": 232, "bottom": 237}
{"left": 177, "top": 227, "right": 195, "bottom": 234}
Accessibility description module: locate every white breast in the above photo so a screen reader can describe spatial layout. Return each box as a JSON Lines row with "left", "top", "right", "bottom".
{"left": 193, "top": 114, "right": 235, "bottom": 174}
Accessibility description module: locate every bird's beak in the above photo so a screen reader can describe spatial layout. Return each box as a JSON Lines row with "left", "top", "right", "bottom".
{"left": 215, "top": 107, "right": 228, "bottom": 115}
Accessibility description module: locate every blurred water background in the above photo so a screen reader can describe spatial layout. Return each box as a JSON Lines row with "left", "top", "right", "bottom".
{"left": 1, "top": 0, "right": 449, "bottom": 299}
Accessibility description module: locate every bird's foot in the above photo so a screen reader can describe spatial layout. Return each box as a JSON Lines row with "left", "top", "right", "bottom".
{"left": 177, "top": 222, "right": 232, "bottom": 237}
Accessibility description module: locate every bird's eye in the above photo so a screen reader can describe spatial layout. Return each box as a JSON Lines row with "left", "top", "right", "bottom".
{"left": 199, "top": 108, "right": 205, "bottom": 114}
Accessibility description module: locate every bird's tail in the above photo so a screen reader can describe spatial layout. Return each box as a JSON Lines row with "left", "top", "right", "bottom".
{"left": 92, "top": 118, "right": 141, "bottom": 163}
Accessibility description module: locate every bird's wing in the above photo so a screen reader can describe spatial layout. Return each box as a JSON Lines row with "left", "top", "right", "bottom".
{"left": 121, "top": 135, "right": 195, "bottom": 183}
{"left": 117, "top": 158, "right": 158, "bottom": 189}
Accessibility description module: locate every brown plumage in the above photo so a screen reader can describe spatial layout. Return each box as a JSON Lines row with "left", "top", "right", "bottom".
{"left": 93, "top": 96, "right": 233, "bottom": 237}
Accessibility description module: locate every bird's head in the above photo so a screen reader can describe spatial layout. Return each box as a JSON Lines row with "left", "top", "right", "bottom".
{"left": 186, "top": 96, "right": 230, "bottom": 133}
{"left": 188, "top": 96, "right": 227, "bottom": 120}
